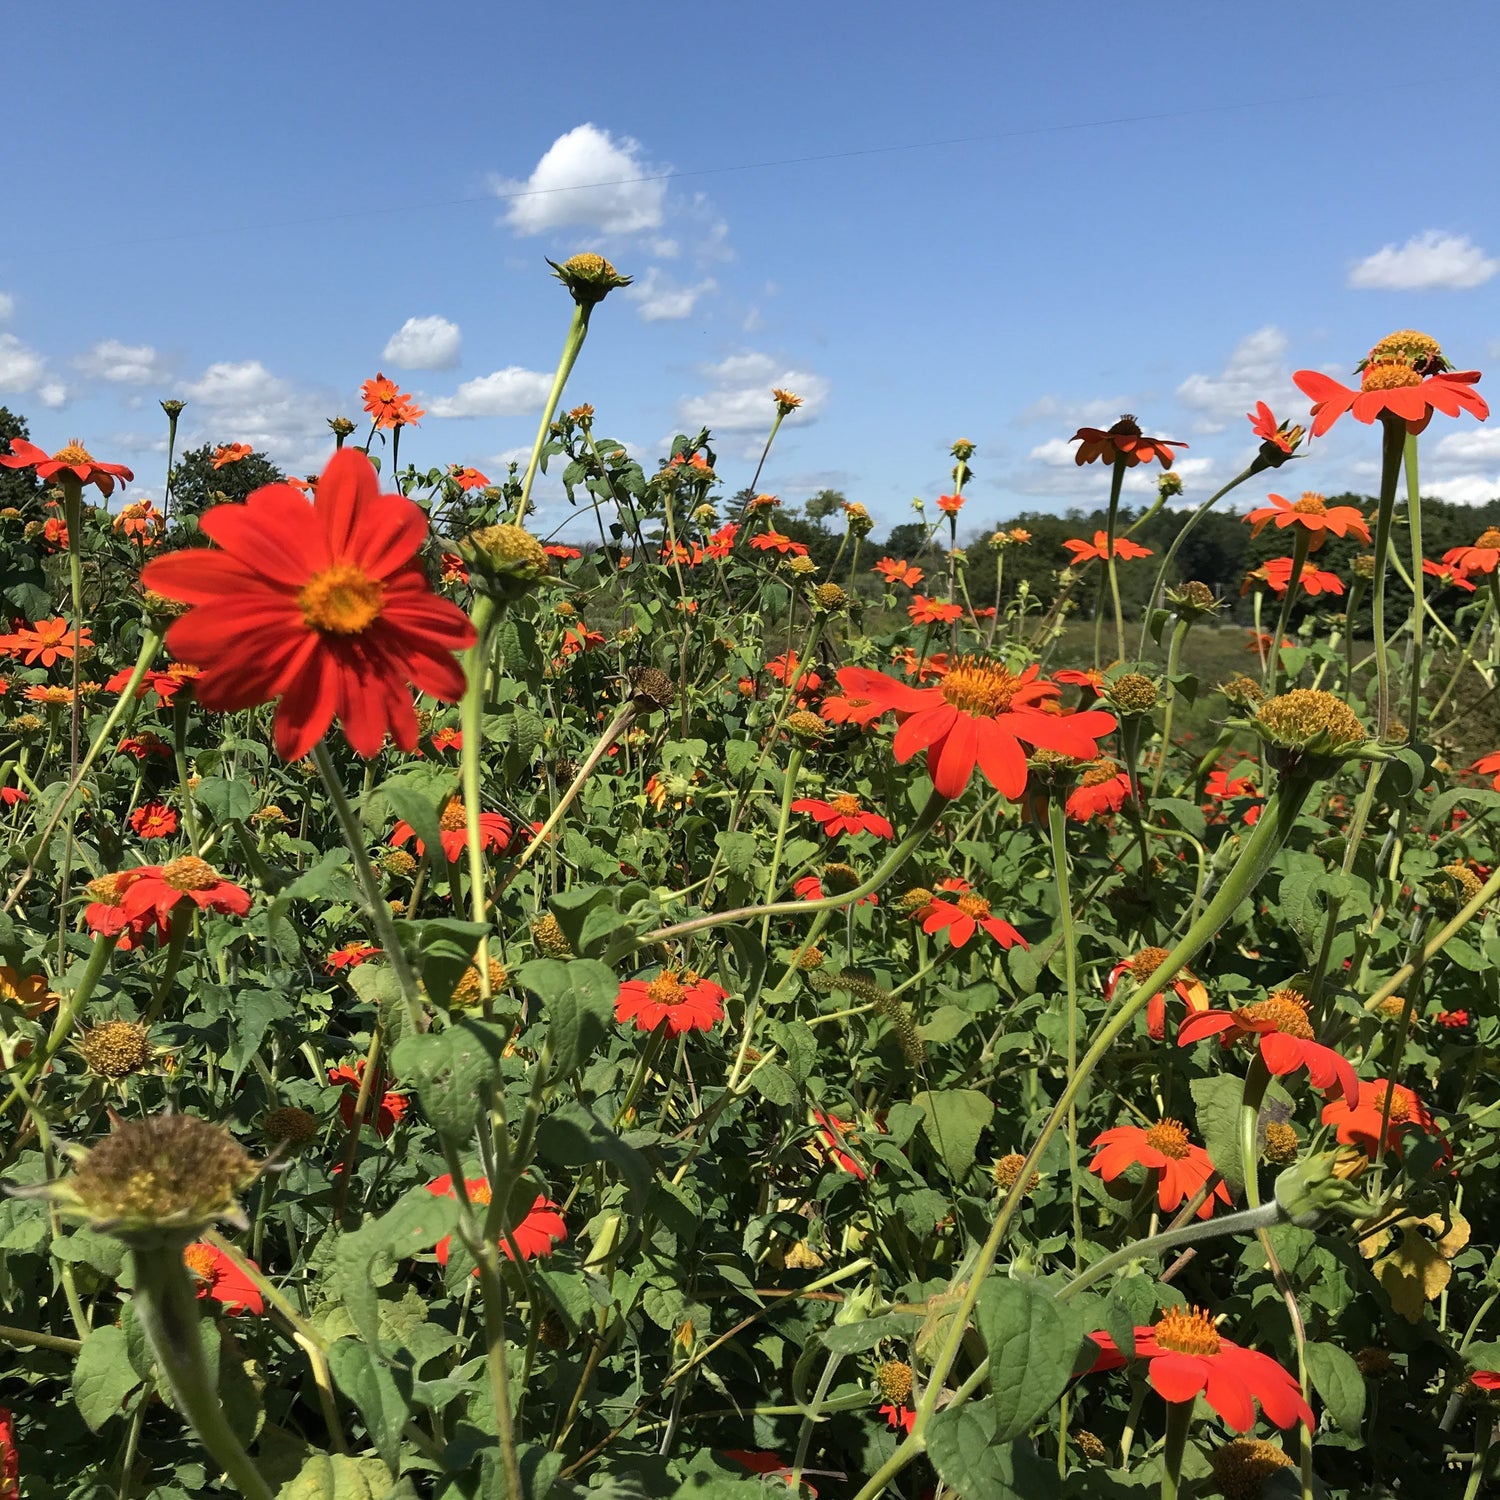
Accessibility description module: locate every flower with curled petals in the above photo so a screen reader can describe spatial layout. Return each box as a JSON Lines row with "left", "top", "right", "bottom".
{"left": 0, "top": 437, "right": 133, "bottom": 497}
{"left": 908, "top": 594, "right": 963, "bottom": 625}
{"left": 1089, "top": 1119, "right": 1230, "bottom": 1219}
{"left": 1247, "top": 401, "right": 1304, "bottom": 459}
{"left": 1106, "top": 948, "right": 1210, "bottom": 1041}
{"left": 1470, "top": 750, "right": 1500, "bottom": 790}
{"left": 212, "top": 443, "right": 253, "bottom": 470}
{"left": 1294, "top": 362, "right": 1487, "bottom": 438}
{"left": 1061, "top": 531, "right": 1153, "bottom": 565}
{"left": 874, "top": 557, "right": 923, "bottom": 589}
{"left": 1071, "top": 415, "right": 1186, "bottom": 469}
{"left": 1066, "top": 760, "right": 1132, "bottom": 821}
{"left": 750, "top": 530, "right": 808, "bottom": 557}
{"left": 790, "top": 794, "right": 894, "bottom": 840}
{"left": 1178, "top": 988, "right": 1357, "bottom": 1100}
{"left": 1246, "top": 492, "right": 1370, "bottom": 545}
{"left": 1443, "top": 528, "right": 1500, "bottom": 577}
{"left": 917, "top": 887, "right": 1027, "bottom": 950}
{"left": 1243, "top": 556, "right": 1343, "bottom": 599}
{"left": 1321, "top": 1080, "right": 1439, "bottom": 1159}
{"left": 1423, "top": 558, "right": 1476, "bottom": 592}
{"left": 330, "top": 1062, "right": 407, "bottom": 1137}
{"left": 1087, "top": 1308, "right": 1313, "bottom": 1431}
{"left": 426, "top": 1175, "right": 566, "bottom": 1266}
{"left": 835, "top": 658, "right": 1116, "bottom": 801}
{"left": 140, "top": 449, "right": 476, "bottom": 761}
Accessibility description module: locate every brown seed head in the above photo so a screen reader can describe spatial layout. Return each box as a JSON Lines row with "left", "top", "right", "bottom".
{"left": 993, "top": 1152, "right": 1039, "bottom": 1194}
{"left": 1355, "top": 1346, "right": 1393, "bottom": 1378}
{"left": 628, "top": 666, "right": 675, "bottom": 713}
{"left": 1263, "top": 1121, "right": 1299, "bottom": 1166}
{"left": 874, "top": 1359, "right": 913, "bottom": 1404}
{"left": 261, "top": 1106, "right": 318, "bottom": 1147}
{"left": 1108, "top": 673, "right": 1159, "bottom": 716}
{"left": 532, "top": 912, "right": 573, "bottom": 958}
{"left": 78, "top": 1021, "right": 152, "bottom": 1079}
{"left": 1075, "top": 1430, "right": 1108, "bottom": 1462}
{"left": 1210, "top": 1439, "right": 1296, "bottom": 1500}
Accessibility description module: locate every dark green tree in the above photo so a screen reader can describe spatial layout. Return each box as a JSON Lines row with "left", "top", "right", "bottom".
{"left": 167, "top": 443, "right": 284, "bottom": 522}
{"left": 803, "top": 488, "right": 846, "bottom": 521}
{"left": 0, "top": 406, "right": 45, "bottom": 510}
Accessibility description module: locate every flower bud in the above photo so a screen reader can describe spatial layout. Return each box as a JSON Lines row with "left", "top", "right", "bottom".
{"left": 1254, "top": 689, "right": 1368, "bottom": 779}
{"left": 548, "top": 253, "right": 632, "bottom": 307}
{"left": 1272, "top": 1150, "right": 1375, "bottom": 1228}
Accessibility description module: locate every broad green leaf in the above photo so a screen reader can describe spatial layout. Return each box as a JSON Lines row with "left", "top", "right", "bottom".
{"left": 403, "top": 917, "right": 488, "bottom": 1009}
{"left": 516, "top": 957, "right": 617, "bottom": 1077}
{"left": 72, "top": 1325, "right": 142, "bottom": 1431}
{"left": 976, "top": 1278, "right": 1080, "bottom": 1441}
{"left": 1306, "top": 1341, "right": 1365, "bottom": 1434}
{"left": 751, "top": 1062, "right": 797, "bottom": 1106}
{"left": 325, "top": 1341, "right": 413, "bottom": 1471}
{"left": 913, "top": 1088, "right": 994, "bottom": 1183}
{"left": 534, "top": 1099, "right": 649, "bottom": 1203}
{"left": 274, "top": 1452, "right": 400, "bottom": 1500}
{"left": 819, "top": 1311, "right": 921, "bottom": 1355}
{"left": 195, "top": 776, "right": 256, "bottom": 826}
{"left": 1190, "top": 1073, "right": 1246, "bottom": 1199}
{"left": 917, "top": 1005, "right": 971, "bottom": 1045}
{"left": 390, "top": 1017, "right": 505, "bottom": 1140}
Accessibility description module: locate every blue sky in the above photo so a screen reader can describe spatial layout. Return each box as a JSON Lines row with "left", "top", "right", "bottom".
{"left": 6, "top": 1, "right": 1500, "bottom": 538}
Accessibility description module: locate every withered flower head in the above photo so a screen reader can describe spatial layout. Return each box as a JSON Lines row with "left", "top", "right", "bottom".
{"left": 842, "top": 501, "right": 874, "bottom": 537}
{"left": 261, "top": 1106, "right": 318, "bottom": 1148}
{"left": 1107, "top": 672, "right": 1160, "bottom": 717}
{"left": 1211, "top": 1440, "right": 1295, "bottom": 1500}
{"left": 1433, "top": 861, "right": 1486, "bottom": 913}
{"left": 77, "top": 1021, "right": 152, "bottom": 1080}
{"left": 462, "top": 524, "right": 550, "bottom": 598}
{"left": 873, "top": 1359, "right": 913, "bottom": 1404}
{"left": 627, "top": 666, "right": 676, "bottom": 713}
{"left": 1219, "top": 675, "right": 1264, "bottom": 710}
{"left": 159, "top": 399, "right": 186, "bottom": 419}
{"left": 378, "top": 848, "right": 417, "bottom": 878}
{"left": 1262, "top": 1121, "right": 1299, "bottom": 1166}
{"left": 1165, "top": 580, "right": 1219, "bottom": 619}
{"left": 994, "top": 1152, "right": 1040, "bottom": 1194}
{"left": 326, "top": 415, "right": 357, "bottom": 439}
{"left": 532, "top": 912, "right": 574, "bottom": 958}
{"left": 772, "top": 388, "right": 803, "bottom": 416}
{"left": 786, "top": 710, "right": 828, "bottom": 743}
{"left": 549, "top": 253, "right": 632, "bottom": 307}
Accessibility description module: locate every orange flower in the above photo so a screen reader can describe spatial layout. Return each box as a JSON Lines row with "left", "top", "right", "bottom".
{"left": 1321, "top": 1080, "right": 1439, "bottom": 1159}
{"left": 0, "top": 618, "right": 90, "bottom": 667}
{"left": 750, "top": 530, "right": 808, "bottom": 556}
{"left": 1469, "top": 750, "right": 1500, "bottom": 790}
{"left": 128, "top": 801, "right": 179, "bottom": 839}
{"left": 330, "top": 1061, "right": 408, "bottom": 1136}
{"left": 426, "top": 1176, "right": 566, "bottom": 1265}
{"left": 1178, "top": 988, "right": 1357, "bottom": 1100}
{"left": 360, "top": 372, "right": 424, "bottom": 430}
{"left": 874, "top": 557, "right": 923, "bottom": 589}
{"left": 114, "top": 500, "right": 164, "bottom": 544}
{"left": 765, "top": 652, "right": 822, "bottom": 695}
{"left": 1247, "top": 401, "right": 1304, "bottom": 459}
{"left": 1423, "top": 558, "right": 1476, "bottom": 592}
{"left": 41, "top": 517, "right": 67, "bottom": 550}
{"left": 790, "top": 794, "right": 894, "bottom": 840}
{"left": 614, "top": 971, "right": 726, "bottom": 1036}
{"left": 448, "top": 465, "right": 490, "bottom": 490}
{"left": 183, "top": 1241, "right": 264, "bottom": 1316}
{"left": 1065, "top": 760, "right": 1131, "bottom": 821}
{"left": 1089, "top": 1119, "right": 1231, "bottom": 1219}
{"left": 917, "top": 886, "right": 1027, "bottom": 949}
{"left": 544, "top": 544, "right": 583, "bottom": 561}
{"left": 1071, "top": 415, "right": 1186, "bottom": 470}
{"left": 212, "top": 443, "right": 253, "bottom": 469}
{"left": 1204, "top": 769, "right": 1261, "bottom": 826}
{"left": 1105, "top": 948, "right": 1209, "bottom": 1040}
{"left": 1294, "top": 363, "right": 1487, "bottom": 437}
{"left": 325, "top": 941, "right": 381, "bottom": 973}
{"left": 1246, "top": 492, "right": 1369, "bottom": 545}
{"left": 908, "top": 595, "right": 963, "bottom": 625}
{"left": 809, "top": 1109, "right": 873, "bottom": 1179}
{"left": 1243, "top": 557, "right": 1343, "bottom": 598}
{"left": 1443, "top": 528, "right": 1500, "bottom": 576}
{"left": 935, "top": 493, "right": 964, "bottom": 515}
{"left": 0, "top": 437, "right": 133, "bottom": 496}
{"left": 1061, "top": 532, "right": 1153, "bottom": 565}
{"left": 392, "top": 794, "right": 511, "bottom": 863}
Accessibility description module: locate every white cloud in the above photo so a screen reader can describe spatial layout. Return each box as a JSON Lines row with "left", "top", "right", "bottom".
{"left": 75, "top": 339, "right": 170, "bottom": 385}
{"left": 36, "top": 382, "right": 68, "bottom": 409}
{"left": 1348, "top": 231, "right": 1498, "bottom": 292}
{"left": 381, "top": 315, "right": 462, "bottom": 371}
{"left": 493, "top": 123, "right": 667, "bottom": 237}
{"left": 1424, "top": 474, "right": 1500, "bottom": 505}
{"left": 624, "top": 268, "right": 717, "bottom": 322}
{"left": 0, "top": 293, "right": 13, "bottom": 323}
{"left": 677, "top": 352, "right": 829, "bottom": 433}
{"left": 1027, "top": 437, "right": 1076, "bottom": 467}
{"left": 1175, "top": 327, "right": 1293, "bottom": 432}
{"left": 181, "top": 359, "right": 333, "bottom": 468}
{"left": 1016, "top": 394, "right": 1135, "bottom": 427}
{"left": 0, "top": 334, "right": 47, "bottom": 395}
{"left": 427, "top": 366, "right": 553, "bottom": 419}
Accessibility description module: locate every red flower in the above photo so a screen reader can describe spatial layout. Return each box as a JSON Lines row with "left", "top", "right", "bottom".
{"left": 128, "top": 801, "right": 179, "bottom": 839}
{"left": 1246, "top": 492, "right": 1370, "bottom": 545}
{"left": 0, "top": 788, "right": 26, "bottom": 807}
{"left": 1066, "top": 760, "right": 1131, "bottom": 821}
{"left": 1204, "top": 769, "right": 1262, "bottom": 826}
{"left": 1054, "top": 666, "right": 1105, "bottom": 694}
{"left": 0, "top": 618, "right": 90, "bottom": 667}
{"left": 751, "top": 530, "right": 808, "bottom": 557}
{"left": 810, "top": 1110, "right": 873, "bottom": 1179}
{"left": 544, "top": 543, "right": 583, "bottom": 561}
{"left": 141, "top": 449, "right": 476, "bottom": 761}
{"left": 449, "top": 465, "right": 490, "bottom": 490}
{"left": 330, "top": 1061, "right": 408, "bottom": 1137}
{"left": 1106, "top": 949, "right": 1210, "bottom": 1041}
{"left": 874, "top": 557, "right": 923, "bottom": 589}
{"left": 1061, "top": 532, "right": 1154, "bottom": 565}
{"left": 790, "top": 794, "right": 895, "bottom": 840}
{"left": 1247, "top": 401, "right": 1303, "bottom": 456}
{"left": 615, "top": 970, "right": 726, "bottom": 1035}
{"left": 183, "top": 1241, "right": 264, "bottom": 1315}
{"left": 1423, "top": 558, "right": 1476, "bottom": 592}
{"left": 935, "top": 493, "right": 964, "bottom": 515}
{"left": 1071, "top": 416, "right": 1186, "bottom": 469}
{"left": 41, "top": 517, "right": 67, "bottom": 551}
{"left": 1470, "top": 750, "right": 1500, "bottom": 790}
{"left": 117, "top": 856, "right": 251, "bottom": 939}
{"left": 908, "top": 595, "right": 963, "bottom": 625}
{"left": 1294, "top": 365, "right": 1487, "bottom": 438}
{"left": 426, "top": 1175, "right": 566, "bottom": 1265}
{"left": 882, "top": 1404, "right": 917, "bottom": 1434}
{"left": 766, "top": 652, "right": 823, "bottom": 695}
{"left": 560, "top": 625, "right": 606, "bottom": 657}
{"left": 794, "top": 872, "right": 877, "bottom": 906}
{"left": 1089, "top": 1120, "right": 1231, "bottom": 1220}
{"left": 1321, "top": 1080, "right": 1438, "bottom": 1159}
{"left": 0, "top": 437, "right": 133, "bottom": 497}
{"left": 392, "top": 794, "right": 511, "bottom": 863}
{"left": 1443, "top": 527, "right": 1500, "bottom": 576}
{"left": 1474, "top": 1372, "right": 1500, "bottom": 1393}
{"left": 325, "top": 942, "right": 381, "bottom": 973}
{"left": 441, "top": 553, "right": 470, "bottom": 585}
{"left": 835, "top": 659, "right": 1117, "bottom": 801}
{"left": 430, "top": 726, "right": 463, "bottom": 752}
{"left": 1087, "top": 1307, "right": 1312, "bottom": 1431}
{"left": 723, "top": 1451, "right": 813, "bottom": 1491}
{"left": 1177, "top": 988, "right": 1357, "bottom": 1100}
{"left": 212, "top": 443, "right": 253, "bottom": 469}
{"left": 1246, "top": 556, "right": 1343, "bottom": 598}
{"left": 0, "top": 1407, "right": 15, "bottom": 1500}
{"left": 118, "top": 732, "right": 171, "bottom": 760}
{"left": 360, "top": 373, "right": 424, "bottom": 429}
{"left": 704, "top": 523, "right": 738, "bottom": 559}
{"left": 918, "top": 888, "right": 1027, "bottom": 950}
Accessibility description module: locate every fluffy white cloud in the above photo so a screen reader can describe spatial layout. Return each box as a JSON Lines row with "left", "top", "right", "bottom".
{"left": 624, "top": 268, "right": 717, "bottom": 322}
{"left": 36, "top": 382, "right": 68, "bottom": 409}
{"left": 1176, "top": 327, "right": 1293, "bottom": 433}
{"left": 75, "top": 339, "right": 170, "bottom": 385}
{"left": 1416, "top": 424, "right": 1500, "bottom": 505}
{"left": 1348, "top": 231, "right": 1498, "bottom": 292}
{"left": 677, "top": 352, "right": 828, "bottom": 433}
{"left": 427, "top": 366, "right": 553, "bottom": 419}
{"left": 0, "top": 334, "right": 48, "bottom": 396}
{"left": 381, "top": 315, "right": 462, "bottom": 371}
{"left": 493, "top": 123, "right": 667, "bottom": 237}
{"left": 1015, "top": 394, "right": 1135, "bottom": 427}
{"left": 181, "top": 360, "right": 333, "bottom": 467}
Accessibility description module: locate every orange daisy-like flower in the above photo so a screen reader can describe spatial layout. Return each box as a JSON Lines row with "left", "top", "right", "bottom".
{"left": 0, "top": 618, "right": 90, "bottom": 667}
{"left": 1247, "top": 401, "right": 1304, "bottom": 458}
{"left": 790, "top": 794, "right": 894, "bottom": 840}
{"left": 1294, "top": 363, "right": 1487, "bottom": 438}
{"left": 330, "top": 1061, "right": 408, "bottom": 1137}
{"left": 117, "top": 856, "right": 252, "bottom": 939}
{"left": 1054, "top": 666, "right": 1105, "bottom": 696}
{"left": 117, "top": 732, "right": 171, "bottom": 760}
{"left": 809, "top": 1110, "right": 874, "bottom": 1179}
{"left": 1442, "top": 528, "right": 1500, "bottom": 577}
{"left": 360, "top": 372, "right": 424, "bottom": 429}
{"left": 426, "top": 1175, "right": 567, "bottom": 1266}
{"left": 1061, "top": 531, "right": 1154, "bottom": 565}
{"left": 128, "top": 801, "right": 179, "bottom": 839}
{"left": 614, "top": 970, "right": 727, "bottom": 1036}
{"left": 935, "top": 493, "right": 964, "bottom": 516}
{"left": 916, "top": 885, "right": 1027, "bottom": 950}
{"left": 1178, "top": 989, "right": 1357, "bottom": 1100}
{"left": 1106, "top": 947, "right": 1210, "bottom": 1041}
{"left": 1204, "top": 769, "right": 1261, "bottom": 826}
{"left": 140, "top": 449, "right": 476, "bottom": 762}
{"left": 392, "top": 794, "right": 511, "bottom": 864}
{"left": 704, "top": 522, "right": 738, "bottom": 559}
{"left": 765, "top": 652, "right": 822, "bottom": 695}
{"left": 1423, "top": 558, "right": 1476, "bottom": 593}
{"left": 1470, "top": 750, "right": 1500, "bottom": 791}
{"left": 1244, "top": 556, "right": 1343, "bottom": 598}
{"left": 1321, "top": 1080, "right": 1439, "bottom": 1159}
{"left": 544, "top": 544, "right": 583, "bottom": 562}
{"left": 429, "top": 726, "right": 462, "bottom": 753}
{"left": 908, "top": 595, "right": 963, "bottom": 625}
{"left": 874, "top": 557, "right": 924, "bottom": 589}
{"left": 1071, "top": 415, "right": 1186, "bottom": 470}
{"left": 1246, "top": 492, "right": 1370, "bottom": 545}
{"left": 41, "top": 517, "right": 68, "bottom": 551}
{"left": 1087, "top": 1308, "right": 1313, "bottom": 1431}
{"left": 212, "top": 443, "right": 253, "bottom": 470}
{"left": 793, "top": 872, "right": 878, "bottom": 906}
{"left": 1065, "top": 760, "right": 1132, "bottom": 821}
{"left": 835, "top": 659, "right": 1117, "bottom": 801}
{"left": 183, "top": 1242, "right": 264, "bottom": 1316}
{"left": 1089, "top": 1119, "right": 1231, "bottom": 1219}
{"left": 325, "top": 941, "right": 381, "bottom": 973}
{"left": 114, "top": 500, "right": 164, "bottom": 544}
{"left": 0, "top": 437, "right": 133, "bottom": 497}
{"left": 448, "top": 465, "right": 490, "bottom": 491}
{"left": 750, "top": 530, "right": 808, "bottom": 557}
{"left": 560, "top": 625, "right": 606, "bottom": 657}
{"left": 23, "top": 685, "right": 74, "bottom": 707}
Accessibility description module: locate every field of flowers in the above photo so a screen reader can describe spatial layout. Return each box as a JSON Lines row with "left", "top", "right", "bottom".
{"left": 3, "top": 257, "right": 1500, "bottom": 1500}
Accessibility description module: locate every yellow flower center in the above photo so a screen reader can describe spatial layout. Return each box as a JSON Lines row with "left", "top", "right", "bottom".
{"left": 183, "top": 1243, "right": 217, "bottom": 1281}
{"left": 830, "top": 794, "right": 863, "bottom": 817}
{"left": 1368, "top": 329, "right": 1443, "bottom": 367}
{"left": 1361, "top": 361, "right": 1424, "bottom": 392}
{"left": 1478, "top": 528, "right": 1500, "bottom": 549}
{"left": 940, "top": 656, "right": 1026, "bottom": 715}
{"left": 1144, "top": 1118, "right": 1192, "bottom": 1159}
{"left": 1373, "top": 1084, "right": 1412, "bottom": 1123}
{"left": 439, "top": 796, "right": 467, "bottom": 832}
{"left": 646, "top": 972, "right": 686, "bottom": 1007}
{"left": 1130, "top": 946, "right": 1171, "bottom": 980}
{"left": 1152, "top": 1304, "right": 1222, "bottom": 1356}
{"left": 956, "top": 894, "right": 991, "bottom": 920}
{"left": 1080, "top": 759, "right": 1121, "bottom": 787}
{"left": 1292, "top": 492, "right": 1327, "bottom": 515}
{"left": 1233, "top": 989, "right": 1313, "bottom": 1040}
{"left": 298, "top": 563, "right": 384, "bottom": 635}
{"left": 52, "top": 439, "right": 95, "bottom": 465}
{"left": 161, "top": 856, "right": 220, "bottom": 892}
{"left": 467, "top": 1180, "right": 492, "bottom": 1206}
{"left": 86, "top": 872, "right": 130, "bottom": 904}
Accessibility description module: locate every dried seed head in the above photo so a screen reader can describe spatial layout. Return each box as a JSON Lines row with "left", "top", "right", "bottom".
{"left": 786, "top": 710, "right": 828, "bottom": 743}
{"left": 261, "top": 1106, "right": 318, "bottom": 1148}
{"left": 1353, "top": 553, "right": 1377, "bottom": 580}
{"left": 378, "top": 849, "right": 417, "bottom": 878}
{"left": 78, "top": 1021, "right": 152, "bottom": 1079}
{"left": 1166, "top": 579, "right": 1218, "bottom": 618}
{"left": 842, "top": 502, "right": 874, "bottom": 537}
{"left": 628, "top": 666, "right": 675, "bottom": 713}
{"left": 1263, "top": 1121, "right": 1299, "bottom": 1166}
{"left": 813, "top": 582, "right": 849, "bottom": 612}
{"left": 1210, "top": 1439, "right": 1295, "bottom": 1500}
{"left": 1075, "top": 1430, "right": 1108, "bottom": 1462}
{"left": 993, "top": 1152, "right": 1039, "bottom": 1194}
{"left": 532, "top": 912, "right": 573, "bottom": 958}
{"left": 787, "top": 554, "right": 818, "bottom": 577}
{"left": 1355, "top": 1346, "right": 1393, "bottom": 1377}
{"left": 1107, "top": 673, "right": 1159, "bottom": 717}
{"left": 451, "top": 957, "right": 508, "bottom": 1007}
{"left": 874, "top": 1359, "right": 913, "bottom": 1404}
{"left": 1434, "top": 862, "right": 1486, "bottom": 912}
{"left": 897, "top": 887, "right": 934, "bottom": 914}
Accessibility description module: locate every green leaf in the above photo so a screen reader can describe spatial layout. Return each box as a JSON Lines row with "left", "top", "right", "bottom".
{"left": 819, "top": 1311, "right": 921, "bottom": 1355}
{"left": 751, "top": 1062, "right": 797, "bottom": 1106}
{"left": 72, "top": 1324, "right": 142, "bottom": 1431}
{"left": 53, "top": 1224, "right": 126, "bottom": 1278}
{"left": 390, "top": 1018, "right": 506, "bottom": 1140}
{"left": 1190, "top": 1073, "right": 1246, "bottom": 1199}
{"left": 195, "top": 776, "right": 256, "bottom": 826}
{"left": 274, "top": 1453, "right": 400, "bottom": 1500}
{"left": 534, "top": 1099, "right": 649, "bottom": 1204}
{"left": 1306, "top": 1341, "right": 1365, "bottom": 1434}
{"left": 769, "top": 1019, "right": 817, "bottom": 1084}
{"left": 381, "top": 784, "right": 445, "bottom": 867}
{"left": 403, "top": 917, "right": 489, "bottom": 1009}
{"left": 917, "top": 1005, "right": 971, "bottom": 1045}
{"left": 725, "top": 739, "right": 760, "bottom": 779}
{"left": 925, "top": 1404, "right": 1060, "bottom": 1500}
{"left": 516, "top": 957, "right": 617, "bottom": 1077}
{"left": 325, "top": 1341, "right": 413, "bottom": 1471}
{"left": 976, "top": 1278, "right": 1080, "bottom": 1441}
{"left": 715, "top": 830, "right": 758, "bottom": 877}
{"left": 913, "top": 1088, "right": 994, "bottom": 1183}
{"left": 721, "top": 924, "right": 767, "bottom": 1013}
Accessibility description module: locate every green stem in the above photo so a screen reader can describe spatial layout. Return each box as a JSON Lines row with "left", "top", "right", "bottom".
{"left": 1266, "top": 529, "right": 1310, "bottom": 699}
{"left": 747, "top": 411, "right": 786, "bottom": 499}
{"left": 460, "top": 594, "right": 499, "bottom": 997}
{"left": 1370, "top": 417, "right": 1407, "bottom": 740}
{"left": 515, "top": 304, "right": 591, "bottom": 522}
{"left": 1046, "top": 795, "right": 1084, "bottom": 1266}
{"left": 1151, "top": 618, "right": 1191, "bottom": 798}
{"left": 1095, "top": 457, "right": 1127, "bottom": 670}
{"left": 1238, "top": 1052, "right": 1272, "bottom": 1209}
{"left": 1404, "top": 432, "right": 1425, "bottom": 735}
{"left": 1160, "top": 1400, "right": 1192, "bottom": 1500}
{"left": 760, "top": 747, "right": 805, "bottom": 945}
{"left": 130, "top": 1243, "right": 275, "bottom": 1500}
